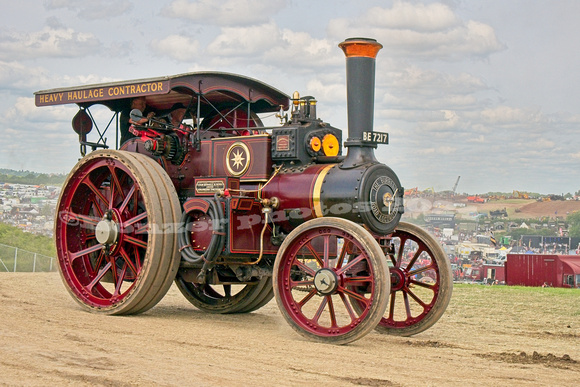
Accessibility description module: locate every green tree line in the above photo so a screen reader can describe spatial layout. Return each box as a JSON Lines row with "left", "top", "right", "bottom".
{"left": 567, "top": 211, "right": 580, "bottom": 238}
{"left": 0, "top": 223, "right": 55, "bottom": 257}
{"left": 0, "top": 169, "right": 66, "bottom": 186}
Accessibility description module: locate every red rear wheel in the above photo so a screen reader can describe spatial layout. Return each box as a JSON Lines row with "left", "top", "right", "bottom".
{"left": 273, "top": 218, "right": 389, "bottom": 344}
{"left": 55, "top": 150, "right": 180, "bottom": 314}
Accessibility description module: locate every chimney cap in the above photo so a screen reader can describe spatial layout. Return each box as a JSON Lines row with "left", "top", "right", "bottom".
{"left": 339, "top": 38, "right": 383, "bottom": 59}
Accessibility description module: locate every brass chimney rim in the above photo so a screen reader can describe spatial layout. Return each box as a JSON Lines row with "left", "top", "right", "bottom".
{"left": 339, "top": 38, "right": 383, "bottom": 59}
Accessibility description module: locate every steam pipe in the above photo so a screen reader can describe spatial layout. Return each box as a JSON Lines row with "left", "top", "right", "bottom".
{"left": 338, "top": 37, "right": 383, "bottom": 169}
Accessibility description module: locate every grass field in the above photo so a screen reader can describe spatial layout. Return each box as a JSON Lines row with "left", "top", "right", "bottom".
{"left": 447, "top": 284, "right": 580, "bottom": 337}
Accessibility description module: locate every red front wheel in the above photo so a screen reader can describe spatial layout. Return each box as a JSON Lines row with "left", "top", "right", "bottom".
{"left": 55, "top": 150, "right": 181, "bottom": 314}
{"left": 273, "top": 218, "right": 389, "bottom": 344}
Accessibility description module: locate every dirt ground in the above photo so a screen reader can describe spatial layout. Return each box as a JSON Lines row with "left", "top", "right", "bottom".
{"left": 1, "top": 273, "right": 579, "bottom": 386}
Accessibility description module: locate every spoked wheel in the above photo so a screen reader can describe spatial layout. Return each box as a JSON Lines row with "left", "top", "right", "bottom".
{"left": 55, "top": 150, "right": 181, "bottom": 314}
{"left": 273, "top": 217, "right": 389, "bottom": 344}
{"left": 377, "top": 222, "right": 452, "bottom": 336}
{"left": 175, "top": 273, "right": 272, "bottom": 314}
{"left": 237, "top": 277, "right": 274, "bottom": 313}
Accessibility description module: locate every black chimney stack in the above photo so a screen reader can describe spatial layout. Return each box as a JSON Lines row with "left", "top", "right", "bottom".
{"left": 338, "top": 37, "right": 383, "bottom": 169}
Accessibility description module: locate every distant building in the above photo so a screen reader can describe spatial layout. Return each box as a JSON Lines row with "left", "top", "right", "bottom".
{"left": 425, "top": 214, "right": 455, "bottom": 228}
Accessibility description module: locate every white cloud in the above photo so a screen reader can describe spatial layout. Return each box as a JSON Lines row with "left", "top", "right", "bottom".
{"left": 480, "top": 106, "right": 541, "bottom": 125}
{"left": 327, "top": 2, "right": 505, "bottom": 60}
{"left": 263, "top": 30, "right": 339, "bottom": 68}
{"left": 305, "top": 78, "right": 346, "bottom": 104}
{"left": 528, "top": 138, "right": 555, "bottom": 150}
{"left": 44, "top": 0, "right": 133, "bottom": 20}
{"left": 162, "top": 0, "right": 286, "bottom": 26}
{"left": 3, "top": 97, "right": 76, "bottom": 126}
{"left": 365, "top": 1, "right": 460, "bottom": 32}
{"left": 150, "top": 35, "right": 201, "bottom": 62}
{"left": 207, "top": 22, "right": 280, "bottom": 57}
{"left": 0, "top": 61, "right": 117, "bottom": 96}
{"left": 0, "top": 26, "right": 101, "bottom": 60}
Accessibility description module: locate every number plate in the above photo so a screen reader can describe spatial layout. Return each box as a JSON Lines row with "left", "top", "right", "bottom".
{"left": 362, "top": 131, "right": 389, "bottom": 144}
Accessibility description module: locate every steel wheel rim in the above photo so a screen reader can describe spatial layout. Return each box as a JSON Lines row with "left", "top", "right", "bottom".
{"left": 56, "top": 157, "right": 149, "bottom": 308}
{"left": 277, "top": 226, "right": 379, "bottom": 337}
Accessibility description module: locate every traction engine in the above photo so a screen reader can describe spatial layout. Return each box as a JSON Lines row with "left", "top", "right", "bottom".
{"left": 36, "top": 38, "right": 452, "bottom": 344}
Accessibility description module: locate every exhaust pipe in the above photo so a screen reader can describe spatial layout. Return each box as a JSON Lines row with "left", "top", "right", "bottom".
{"left": 338, "top": 37, "right": 383, "bottom": 169}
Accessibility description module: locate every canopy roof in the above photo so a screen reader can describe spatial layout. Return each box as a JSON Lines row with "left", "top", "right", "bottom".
{"left": 34, "top": 71, "right": 290, "bottom": 114}
{"left": 560, "top": 256, "right": 580, "bottom": 274}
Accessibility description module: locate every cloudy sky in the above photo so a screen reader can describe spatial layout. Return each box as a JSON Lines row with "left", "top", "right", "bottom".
{"left": 0, "top": 0, "right": 578, "bottom": 195}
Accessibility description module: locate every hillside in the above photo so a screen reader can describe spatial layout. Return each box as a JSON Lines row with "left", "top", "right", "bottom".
{"left": 463, "top": 198, "right": 580, "bottom": 220}
{"left": 404, "top": 196, "right": 580, "bottom": 223}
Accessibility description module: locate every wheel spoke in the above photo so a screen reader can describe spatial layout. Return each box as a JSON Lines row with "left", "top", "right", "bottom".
{"left": 108, "top": 165, "right": 126, "bottom": 208}
{"left": 408, "top": 264, "right": 434, "bottom": 277}
{"left": 114, "top": 263, "right": 128, "bottom": 297}
{"left": 118, "top": 184, "right": 136, "bottom": 214}
{"left": 294, "top": 260, "right": 316, "bottom": 277}
{"left": 339, "top": 285, "right": 370, "bottom": 306}
{"left": 223, "top": 285, "right": 231, "bottom": 298}
{"left": 82, "top": 176, "right": 109, "bottom": 209}
{"left": 134, "top": 223, "right": 148, "bottom": 235}
{"left": 290, "top": 279, "right": 314, "bottom": 288}
{"left": 336, "top": 253, "right": 365, "bottom": 275}
{"left": 124, "top": 235, "right": 148, "bottom": 249}
{"left": 396, "top": 234, "right": 408, "bottom": 267}
{"left": 335, "top": 239, "right": 349, "bottom": 268}
{"left": 405, "top": 246, "right": 424, "bottom": 270}
{"left": 387, "top": 292, "right": 396, "bottom": 320}
{"left": 338, "top": 292, "right": 358, "bottom": 321}
{"left": 312, "top": 296, "right": 328, "bottom": 324}
{"left": 89, "top": 250, "right": 106, "bottom": 276}
{"left": 119, "top": 247, "right": 139, "bottom": 277}
{"left": 86, "top": 261, "right": 112, "bottom": 293}
{"left": 403, "top": 291, "right": 412, "bottom": 319}
{"left": 344, "top": 275, "right": 372, "bottom": 284}
{"left": 69, "top": 243, "right": 103, "bottom": 260}
{"left": 323, "top": 235, "right": 330, "bottom": 268}
{"left": 124, "top": 211, "right": 147, "bottom": 228}
{"left": 326, "top": 296, "right": 338, "bottom": 328}
{"left": 410, "top": 279, "right": 436, "bottom": 290}
{"left": 297, "top": 288, "right": 318, "bottom": 308}
{"left": 305, "top": 241, "right": 324, "bottom": 267}
{"left": 406, "top": 288, "right": 428, "bottom": 310}
{"left": 64, "top": 210, "right": 99, "bottom": 227}
{"left": 109, "top": 256, "right": 119, "bottom": 286}
{"left": 89, "top": 197, "right": 105, "bottom": 218}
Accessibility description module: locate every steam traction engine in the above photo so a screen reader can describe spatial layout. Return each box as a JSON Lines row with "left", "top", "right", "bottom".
{"left": 35, "top": 38, "right": 452, "bottom": 344}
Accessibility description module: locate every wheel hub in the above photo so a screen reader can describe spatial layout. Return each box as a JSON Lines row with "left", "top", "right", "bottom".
{"left": 313, "top": 268, "right": 338, "bottom": 295}
{"left": 95, "top": 218, "right": 119, "bottom": 245}
{"left": 390, "top": 268, "right": 406, "bottom": 292}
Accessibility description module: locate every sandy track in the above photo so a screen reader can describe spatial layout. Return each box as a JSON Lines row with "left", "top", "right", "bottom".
{"left": 0, "top": 273, "right": 579, "bottom": 386}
